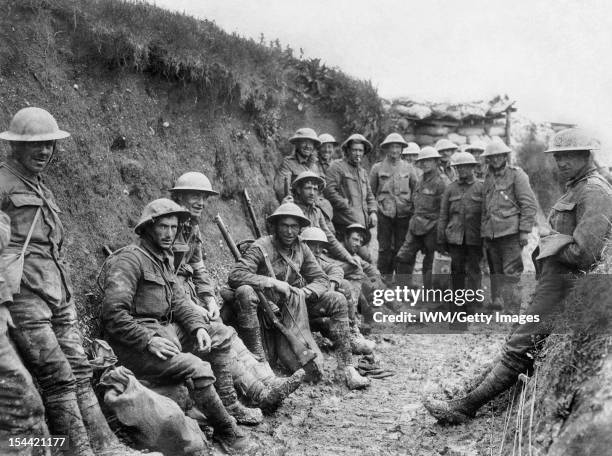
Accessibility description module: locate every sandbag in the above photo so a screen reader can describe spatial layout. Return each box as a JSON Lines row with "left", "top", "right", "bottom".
{"left": 416, "top": 124, "right": 451, "bottom": 137}
{"left": 457, "top": 126, "right": 485, "bottom": 137}
{"left": 100, "top": 367, "right": 210, "bottom": 456}
{"left": 415, "top": 134, "right": 435, "bottom": 146}
{"left": 447, "top": 133, "right": 467, "bottom": 145}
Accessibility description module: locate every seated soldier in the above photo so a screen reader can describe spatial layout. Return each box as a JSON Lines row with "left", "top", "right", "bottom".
{"left": 340, "top": 223, "right": 386, "bottom": 320}
{"left": 227, "top": 203, "right": 370, "bottom": 389}
{"left": 101, "top": 199, "right": 258, "bottom": 454}
{"left": 300, "top": 226, "right": 376, "bottom": 355}
{"left": 169, "top": 171, "right": 304, "bottom": 412}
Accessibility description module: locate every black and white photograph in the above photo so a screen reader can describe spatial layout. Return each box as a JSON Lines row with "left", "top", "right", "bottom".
{"left": 0, "top": 0, "right": 611, "bottom": 455}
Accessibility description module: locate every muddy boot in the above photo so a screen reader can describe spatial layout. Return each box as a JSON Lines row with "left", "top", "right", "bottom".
{"left": 257, "top": 368, "right": 305, "bottom": 413}
{"left": 350, "top": 326, "right": 375, "bottom": 355}
{"left": 236, "top": 326, "right": 266, "bottom": 362}
{"left": 423, "top": 363, "right": 519, "bottom": 424}
{"left": 46, "top": 392, "right": 95, "bottom": 456}
{"left": 77, "top": 385, "right": 161, "bottom": 456}
{"left": 342, "top": 366, "right": 371, "bottom": 390}
{"left": 329, "top": 320, "right": 371, "bottom": 390}
{"left": 193, "top": 383, "right": 258, "bottom": 455}
{"left": 213, "top": 358, "right": 262, "bottom": 426}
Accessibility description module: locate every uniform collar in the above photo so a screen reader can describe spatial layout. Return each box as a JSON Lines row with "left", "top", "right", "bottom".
{"left": 138, "top": 237, "right": 174, "bottom": 265}
{"left": 566, "top": 165, "right": 598, "bottom": 189}
{"left": 292, "top": 151, "right": 313, "bottom": 166}
{"left": 5, "top": 158, "right": 44, "bottom": 186}
{"left": 489, "top": 164, "right": 508, "bottom": 177}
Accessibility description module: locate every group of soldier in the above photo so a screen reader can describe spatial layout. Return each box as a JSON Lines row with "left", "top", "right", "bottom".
{"left": 0, "top": 105, "right": 611, "bottom": 456}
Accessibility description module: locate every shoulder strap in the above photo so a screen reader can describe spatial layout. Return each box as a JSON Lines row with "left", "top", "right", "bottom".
{"left": 2, "top": 163, "right": 60, "bottom": 218}
{"left": 19, "top": 207, "right": 41, "bottom": 260}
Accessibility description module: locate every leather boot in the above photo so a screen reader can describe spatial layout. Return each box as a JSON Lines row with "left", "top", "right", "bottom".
{"left": 329, "top": 320, "right": 370, "bottom": 390}
{"left": 45, "top": 392, "right": 95, "bottom": 456}
{"left": 257, "top": 368, "right": 305, "bottom": 413}
{"left": 212, "top": 357, "right": 262, "bottom": 426}
{"left": 77, "top": 385, "right": 161, "bottom": 456}
{"left": 350, "top": 326, "right": 375, "bottom": 355}
{"left": 423, "top": 363, "right": 519, "bottom": 424}
{"left": 235, "top": 326, "right": 266, "bottom": 362}
{"left": 192, "top": 383, "right": 258, "bottom": 455}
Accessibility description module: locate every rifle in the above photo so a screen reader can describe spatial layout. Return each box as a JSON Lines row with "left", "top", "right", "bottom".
{"left": 214, "top": 214, "right": 317, "bottom": 367}
{"left": 284, "top": 175, "right": 291, "bottom": 198}
{"left": 242, "top": 189, "right": 262, "bottom": 239}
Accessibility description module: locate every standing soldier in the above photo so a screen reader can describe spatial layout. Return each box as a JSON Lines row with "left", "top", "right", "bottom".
{"left": 424, "top": 128, "right": 612, "bottom": 424}
{"left": 324, "top": 133, "right": 378, "bottom": 236}
{"left": 462, "top": 141, "right": 487, "bottom": 179}
{"left": 0, "top": 210, "right": 47, "bottom": 456}
{"left": 317, "top": 133, "right": 338, "bottom": 175}
{"left": 437, "top": 152, "right": 484, "bottom": 317}
{"left": 435, "top": 138, "right": 459, "bottom": 182}
{"left": 228, "top": 203, "right": 370, "bottom": 389}
{"left": 0, "top": 107, "right": 150, "bottom": 456}
{"left": 101, "top": 199, "right": 258, "bottom": 453}
{"left": 402, "top": 142, "right": 422, "bottom": 180}
{"left": 395, "top": 147, "right": 449, "bottom": 290}
{"left": 169, "top": 172, "right": 304, "bottom": 412}
{"left": 481, "top": 141, "right": 537, "bottom": 310}
{"left": 369, "top": 133, "right": 419, "bottom": 283}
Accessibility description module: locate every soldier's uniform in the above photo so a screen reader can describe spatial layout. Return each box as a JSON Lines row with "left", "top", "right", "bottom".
{"left": 324, "top": 157, "right": 377, "bottom": 234}
{"left": 438, "top": 176, "right": 484, "bottom": 299}
{"left": 482, "top": 164, "right": 537, "bottom": 310}
{"left": 0, "top": 210, "right": 46, "bottom": 456}
{"left": 369, "top": 157, "right": 419, "bottom": 277}
{"left": 396, "top": 169, "right": 449, "bottom": 289}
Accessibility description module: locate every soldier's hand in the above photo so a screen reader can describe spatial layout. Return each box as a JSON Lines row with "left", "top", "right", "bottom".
{"left": 347, "top": 256, "right": 360, "bottom": 268}
{"left": 369, "top": 213, "right": 378, "bottom": 228}
{"left": 269, "top": 278, "right": 291, "bottom": 299}
{"left": 147, "top": 336, "right": 180, "bottom": 360}
{"left": 204, "top": 296, "right": 220, "bottom": 321}
{"left": 195, "top": 328, "right": 212, "bottom": 354}
{"left": 519, "top": 232, "right": 530, "bottom": 248}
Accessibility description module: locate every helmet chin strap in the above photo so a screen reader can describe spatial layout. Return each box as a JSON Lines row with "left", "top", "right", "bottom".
{"left": 42, "top": 141, "right": 58, "bottom": 172}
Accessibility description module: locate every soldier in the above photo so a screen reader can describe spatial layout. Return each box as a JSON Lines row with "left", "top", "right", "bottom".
{"left": 324, "top": 133, "right": 378, "bottom": 236}
{"left": 0, "top": 107, "right": 149, "bottom": 456}
{"left": 435, "top": 138, "right": 459, "bottom": 182}
{"left": 481, "top": 140, "right": 537, "bottom": 311}
{"left": 169, "top": 172, "right": 304, "bottom": 412}
{"left": 424, "top": 128, "right": 612, "bottom": 424}
{"left": 0, "top": 210, "right": 47, "bottom": 456}
{"left": 101, "top": 199, "right": 257, "bottom": 453}
{"left": 462, "top": 141, "right": 486, "bottom": 179}
{"left": 437, "top": 152, "right": 484, "bottom": 317}
{"left": 401, "top": 142, "right": 421, "bottom": 166}
{"left": 317, "top": 133, "right": 338, "bottom": 175}
{"left": 395, "top": 146, "right": 449, "bottom": 290}
{"left": 300, "top": 226, "right": 375, "bottom": 355}
{"left": 227, "top": 203, "right": 370, "bottom": 389}
{"left": 369, "top": 133, "right": 419, "bottom": 282}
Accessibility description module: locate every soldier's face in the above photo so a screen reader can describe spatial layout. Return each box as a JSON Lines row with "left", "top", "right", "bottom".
{"left": 553, "top": 151, "right": 590, "bottom": 181}
{"left": 385, "top": 144, "right": 402, "bottom": 161}
{"left": 176, "top": 191, "right": 206, "bottom": 218}
{"left": 402, "top": 154, "right": 416, "bottom": 164}
{"left": 456, "top": 164, "right": 475, "bottom": 181}
{"left": 12, "top": 141, "right": 55, "bottom": 174}
{"left": 319, "top": 143, "right": 334, "bottom": 162}
{"left": 345, "top": 232, "right": 364, "bottom": 254}
{"left": 418, "top": 158, "right": 437, "bottom": 173}
{"left": 440, "top": 148, "right": 456, "bottom": 163}
{"left": 486, "top": 154, "right": 507, "bottom": 170}
{"left": 295, "top": 139, "right": 315, "bottom": 160}
{"left": 306, "top": 241, "right": 324, "bottom": 256}
{"left": 346, "top": 142, "right": 365, "bottom": 166}
{"left": 276, "top": 216, "right": 301, "bottom": 246}
{"left": 297, "top": 181, "right": 319, "bottom": 205}
{"left": 149, "top": 215, "right": 179, "bottom": 250}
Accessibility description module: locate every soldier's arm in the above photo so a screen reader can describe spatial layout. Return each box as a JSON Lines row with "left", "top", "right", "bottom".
{"left": 273, "top": 159, "right": 292, "bottom": 202}
{"left": 437, "top": 187, "right": 451, "bottom": 244}
{"left": 558, "top": 185, "right": 612, "bottom": 269}
{"left": 171, "top": 280, "right": 208, "bottom": 334}
{"left": 301, "top": 244, "right": 330, "bottom": 298}
{"left": 227, "top": 243, "right": 274, "bottom": 289}
{"left": 515, "top": 170, "right": 538, "bottom": 233}
{"left": 319, "top": 212, "right": 354, "bottom": 263}
{"left": 323, "top": 260, "right": 345, "bottom": 286}
{"left": 365, "top": 173, "right": 378, "bottom": 214}
{"left": 101, "top": 252, "right": 157, "bottom": 351}
{"left": 369, "top": 165, "right": 379, "bottom": 196}
{"left": 362, "top": 258, "right": 382, "bottom": 281}
{"left": 323, "top": 163, "right": 351, "bottom": 212}
{"left": 0, "top": 211, "right": 10, "bottom": 251}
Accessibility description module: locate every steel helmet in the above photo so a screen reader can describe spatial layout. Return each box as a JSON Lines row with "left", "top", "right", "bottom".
{"left": 380, "top": 133, "right": 408, "bottom": 148}
{"left": 402, "top": 142, "right": 421, "bottom": 155}
{"left": 341, "top": 133, "right": 373, "bottom": 154}
{"left": 171, "top": 172, "right": 219, "bottom": 195}
{"left": 545, "top": 128, "right": 600, "bottom": 153}
{"left": 451, "top": 151, "right": 478, "bottom": 166}
{"left": 345, "top": 223, "right": 371, "bottom": 245}
{"left": 134, "top": 198, "right": 191, "bottom": 235}
{"left": 292, "top": 170, "right": 325, "bottom": 190}
{"left": 482, "top": 141, "right": 512, "bottom": 157}
{"left": 0, "top": 107, "right": 70, "bottom": 142}
{"left": 435, "top": 138, "right": 458, "bottom": 152}
{"left": 266, "top": 202, "right": 311, "bottom": 227}
{"left": 463, "top": 141, "right": 486, "bottom": 152}
{"left": 289, "top": 128, "right": 321, "bottom": 146}
{"left": 300, "top": 227, "right": 328, "bottom": 244}
{"left": 318, "top": 133, "right": 338, "bottom": 146}
{"left": 416, "top": 146, "right": 441, "bottom": 162}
